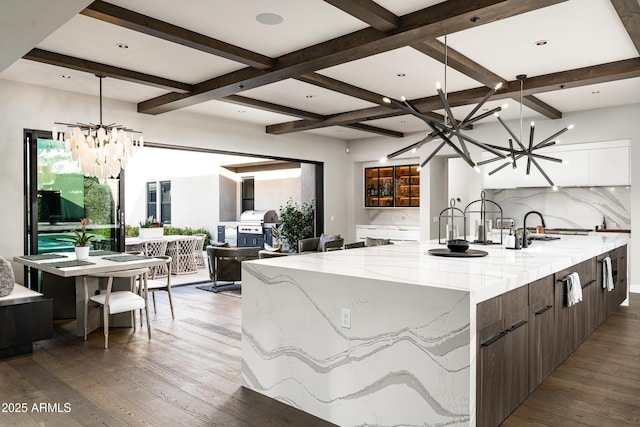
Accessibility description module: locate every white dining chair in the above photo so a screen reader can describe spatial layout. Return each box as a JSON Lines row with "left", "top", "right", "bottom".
{"left": 143, "top": 255, "right": 175, "bottom": 319}
{"left": 84, "top": 267, "right": 151, "bottom": 349}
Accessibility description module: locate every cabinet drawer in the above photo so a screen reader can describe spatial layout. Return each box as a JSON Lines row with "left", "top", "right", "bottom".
{"left": 477, "top": 285, "right": 528, "bottom": 330}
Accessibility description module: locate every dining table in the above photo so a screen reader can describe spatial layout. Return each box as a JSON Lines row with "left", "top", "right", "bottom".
{"left": 14, "top": 250, "right": 166, "bottom": 337}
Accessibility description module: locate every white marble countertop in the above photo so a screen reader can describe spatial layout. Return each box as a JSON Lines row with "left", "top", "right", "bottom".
{"left": 251, "top": 233, "right": 629, "bottom": 303}
{"left": 356, "top": 224, "right": 419, "bottom": 230}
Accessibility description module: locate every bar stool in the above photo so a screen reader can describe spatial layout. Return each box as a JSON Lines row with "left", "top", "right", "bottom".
{"left": 84, "top": 267, "right": 151, "bottom": 349}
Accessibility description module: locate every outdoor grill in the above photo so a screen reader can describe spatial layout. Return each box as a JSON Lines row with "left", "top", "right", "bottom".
{"left": 237, "top": 210, "right": 278, "bottom": 248}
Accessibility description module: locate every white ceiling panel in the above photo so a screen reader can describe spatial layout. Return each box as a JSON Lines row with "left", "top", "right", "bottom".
{"left": 535, "top": 78, "right": 640, "bottom": 113}
{"left": 37, "top": 15, "right": 245, "bottom": 84}
{"left": 107, "top": 0, "right": 368, "bottom": 57}
{"left": 318, "top": 46, "right": 482, "bottom": 102}
{"left": 241, "top": 79, "right": 376, "bottom": 115}
{"left": 444, "top": 0, "right": 637, "bottom": 81}
{"left": 181, "top": 99, "right": 300, "bottom": 126}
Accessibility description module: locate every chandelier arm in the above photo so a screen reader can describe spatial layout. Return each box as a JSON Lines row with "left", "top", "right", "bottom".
{"left": 448, "top": 130, "right": 507, "bottom": 158}
{"left": 529, "top": 157, "right": 555, "bottom": 187}
{"left": 526, "top": 123, "right": 535, "bottom": 175}
{"left": 533, "top": 127, "right": 571, "bottom": 149}
{"left": 496, "top": 116, "right": 526, "bottom": 151}
{"left": 460, "top": 86, "right": 499, "bottom": 126}
{"left": 526, "top": 153, "right": 563, "bottom": 163}
{"left": 420, "top": 141, "right": 448, "bottom": 169}
{"left": 476, "top": 156, "right": 507, "bottom": 166}
{"left": 436, "top": 88, "right": 472, "bottom": 159}
{"left": 464, "top": 106, "right": 503, "bottom": 126}
{"left": 488, "top": 152, "right": 527, "bottom": 175}
{"left": 386, "top": 136, "right": 431, "bottom": 160}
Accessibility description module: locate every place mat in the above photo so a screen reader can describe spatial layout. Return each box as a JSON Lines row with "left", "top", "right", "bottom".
{"left": 90, "top": 250, "right": 120, "bottom": 256}
{"left": 103, "top": 255, "right": 152, "bottom": 262}
{"left": 20, "top": 253, "right": 68, "bottom": 261}
{"left": 46, "top": 260, "right": 95, "bottom": 268}
{"left": 427, "top": 248, "right": 488, "bottom": 258}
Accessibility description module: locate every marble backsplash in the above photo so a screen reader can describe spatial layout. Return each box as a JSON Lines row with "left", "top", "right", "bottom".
{"left": 366, "top": 208, "right": 420, "bottom": 225}
{"left": 487, "top": 186, "right": 631, "bottom": 230}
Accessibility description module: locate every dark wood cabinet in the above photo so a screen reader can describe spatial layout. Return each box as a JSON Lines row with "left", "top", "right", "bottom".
{"left": 364, "top": 165, "right": 419, "bottom": 207}
{"left": 478, "top": 246, "right": 628, "bottom": 426}
{"left": 615, "top": 245, "right": 628, "bottom": 307}
{"left": 476, "top": 285, "right": 528, "bottom": 427}
{"left": 528, "top": 274, "right": 554, "bottom": 393}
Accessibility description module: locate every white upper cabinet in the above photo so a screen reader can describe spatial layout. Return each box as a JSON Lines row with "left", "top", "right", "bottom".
{"left": 482, "top": 140, "right": 630, "bottom": 189}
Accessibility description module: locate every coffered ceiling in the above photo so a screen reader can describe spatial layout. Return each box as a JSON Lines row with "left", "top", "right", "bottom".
{"left": 1, "top": 0, "right": 639, "bottom": 140}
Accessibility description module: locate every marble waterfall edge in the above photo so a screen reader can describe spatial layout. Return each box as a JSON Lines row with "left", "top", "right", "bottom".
{"left": 241, "top": 262, "right": 471, "bottom": 427}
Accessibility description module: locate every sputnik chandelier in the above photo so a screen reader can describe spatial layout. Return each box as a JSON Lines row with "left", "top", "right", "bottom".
{"left": 381, "top": 36, "right": 508, "bottom": 171}
{"left": 478, "top": 74, "right": 573, "bottom": 189}
{"left": 53, "top": 75, "right": 143, "bottom": 184}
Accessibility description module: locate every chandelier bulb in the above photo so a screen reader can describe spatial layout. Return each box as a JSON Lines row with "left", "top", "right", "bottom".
{"left": 494, "top": 82, "right": 503, "bottom": 90}
{"left": 382, "top": 97, "right": 391, "bottom": 104}
{"left": 567, "top": 124, "right": 575, "bottom": 130}
{"left": 473, "top": 165, "right": 481, "bottom": 174}
{"left": 435, "top": 81, "right": 441, "bottom": 90}
{"left": 530, "top": 121, "right": 535, "bottom": 127}
{"left": 379, "top": 156, "right": 388, "bottom": 163}
{"left": 400, "top": 96, "right": 407, "bottom": 102}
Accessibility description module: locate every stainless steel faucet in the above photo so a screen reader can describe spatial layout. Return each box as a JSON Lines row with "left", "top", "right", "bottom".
{"left": 522, "top": 211, "right": 546, "bottom": 249}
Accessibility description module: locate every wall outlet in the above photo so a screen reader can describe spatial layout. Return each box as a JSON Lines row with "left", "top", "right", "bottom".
{"left": 341, "top": 308, "right": 351, "bottom": 329}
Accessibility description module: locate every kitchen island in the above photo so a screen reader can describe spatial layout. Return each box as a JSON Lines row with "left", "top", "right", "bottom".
{"left": 241, "top": 234, "right": 629, "bottom": 427}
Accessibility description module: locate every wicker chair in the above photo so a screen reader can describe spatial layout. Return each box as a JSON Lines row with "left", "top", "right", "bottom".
{"left": 193, "top": 234, "right": 207, "bottom": 268}
{"left": 167, "top": 237, "right": 198, "bottom": 275}
{"left": 142, "top": 239, "right": 168, "bottom": 277}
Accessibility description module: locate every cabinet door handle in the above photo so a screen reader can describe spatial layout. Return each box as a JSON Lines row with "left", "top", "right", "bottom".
{"left": 481, "top": 330, "right": 508, "bottom": 347}
{"left": 506, "top": 320, "right": 528, "bottom": 332}
{"left": 534, "top": 305, "right": 553, "bottom": 315}
{"left": 582, "top": 279, "right": 596, "bottom": 288}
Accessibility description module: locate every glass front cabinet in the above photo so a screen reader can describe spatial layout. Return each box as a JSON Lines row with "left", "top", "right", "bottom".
{"left": 364, "top": 164, "right": 420, "bottom": 207}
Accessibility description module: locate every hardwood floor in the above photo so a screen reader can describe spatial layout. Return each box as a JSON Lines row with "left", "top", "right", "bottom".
{"left": 504, "top": 292, "right": 640, "bottom": 427}
{"left": 2, "top": 285, "right": 639, "bottom": 426}
{"left": 0, "top": 284, "right": 335, "bottom": 426}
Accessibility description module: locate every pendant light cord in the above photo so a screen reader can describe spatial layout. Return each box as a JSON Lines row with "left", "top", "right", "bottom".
{"left": 444, "top": 35, "right": 448, "bottom": 126}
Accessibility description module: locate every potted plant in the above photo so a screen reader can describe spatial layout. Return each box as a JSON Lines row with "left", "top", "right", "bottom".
{"left": 278, "top": 199, "right": 314, "bottom": 252}
{"left": 139, "top": 216, "right": 164, "bottom": 239}
{"left": 70, "top": 218, "right": 95, "bottom": 260}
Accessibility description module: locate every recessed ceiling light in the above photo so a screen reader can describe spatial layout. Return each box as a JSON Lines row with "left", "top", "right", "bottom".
{"left": 396, "top": 73, "right": 406, "bottom": 77}
{"left": 237, "top": 110, "right": 246, "bottom": 113}
{"left": 116, "top": 43, "right": 129, "bottom": 49}
{"left": 592, "top": 90, "right": 600, "bottom": 95}
{"left": 61, "top": 75, "right": 71, "bottom": 79}
{"left": 256, "top": 12, "right": 283, "bottom": 25}
{"left": 535, "top": 40, "right": 548, "bottom": 46}
{"left": 306, "top": 95, "right": 314, "bottom": 99}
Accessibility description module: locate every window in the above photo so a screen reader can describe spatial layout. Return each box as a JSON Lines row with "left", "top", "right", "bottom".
{"left": 146, "top": 180, "right": 171, "bottom": 224}
{"left": 160, "top": 181, "right": 171, "bottom": 224}
{"left": 242, "top": 177, "right": 254, "bottom": 212}
{"left": 146, "top": 182, "right": 157, "bottom": 220}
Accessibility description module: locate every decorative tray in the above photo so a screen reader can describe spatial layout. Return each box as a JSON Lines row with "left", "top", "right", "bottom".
{"left": 427, "top": 248, "right": 488, "bottom": 258}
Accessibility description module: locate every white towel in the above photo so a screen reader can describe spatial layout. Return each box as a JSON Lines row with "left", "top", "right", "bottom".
{"left": 566, "top": 272, "right": 582, "bottom": 307}
{"left": 603, "top": 256, "right": 614, "bottom": 292}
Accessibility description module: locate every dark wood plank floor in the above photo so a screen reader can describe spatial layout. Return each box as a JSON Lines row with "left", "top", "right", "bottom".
{"left": 504, "top": 292, "right": 640, "bottom": 426}
{"left": 2, "top": 285, "right": 639, "bottom": 426}
{"left": 0, "top": 284, "right": 335, "bottom": 426}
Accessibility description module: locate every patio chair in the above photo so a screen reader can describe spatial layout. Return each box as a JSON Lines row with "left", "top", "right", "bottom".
{"left": 167, "top": 237, "right": 198, "bottom": 275}
{"left": 206, "top": 246, "right": 260, "bottom": 288}
{"left": 142, "top": 239, "right": 168, "bottom": 276}
{"left": 193, "top": 233, "right": 207, "bottom": 268}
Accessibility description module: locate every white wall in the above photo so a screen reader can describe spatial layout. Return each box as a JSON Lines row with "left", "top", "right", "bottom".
{"left": 0, "top": 78, "right": 349, "bottom": 283}
{"left": 348, "top": 103, "right": 640, "bottom": 291}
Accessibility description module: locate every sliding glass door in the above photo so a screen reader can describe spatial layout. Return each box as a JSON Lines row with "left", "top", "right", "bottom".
{"left": 24, "top": 130, "right": 125, "bottom": 288}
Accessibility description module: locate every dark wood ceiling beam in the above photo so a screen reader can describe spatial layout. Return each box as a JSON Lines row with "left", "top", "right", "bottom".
{"left": 81, "top": 0, "right": 273, "bottom": 69}
{"left": 610, "top": 0, "right": 640, "bottom": 54}
{"left": 267, "top": 58, "right": 640, "bottom": 134}
{"left": 138, "top": 0, "right": 568, "bottom": 114}
{"left": 343, "top": 123, "right": 403, "bottom": 138}
{"left": 223, "top": 95, "right": 325, "bottom": 121}
{"left": 412, "top": 39, "right": 561, "bottom": 119}
{"left": 23, "top": 48, "right": 193, "bottom": 93}
{"left": 323, "top": 0, "right": 399, "bottom": 32}
{"left": 296, "top": 72, "right": 385, "bottom": 105}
